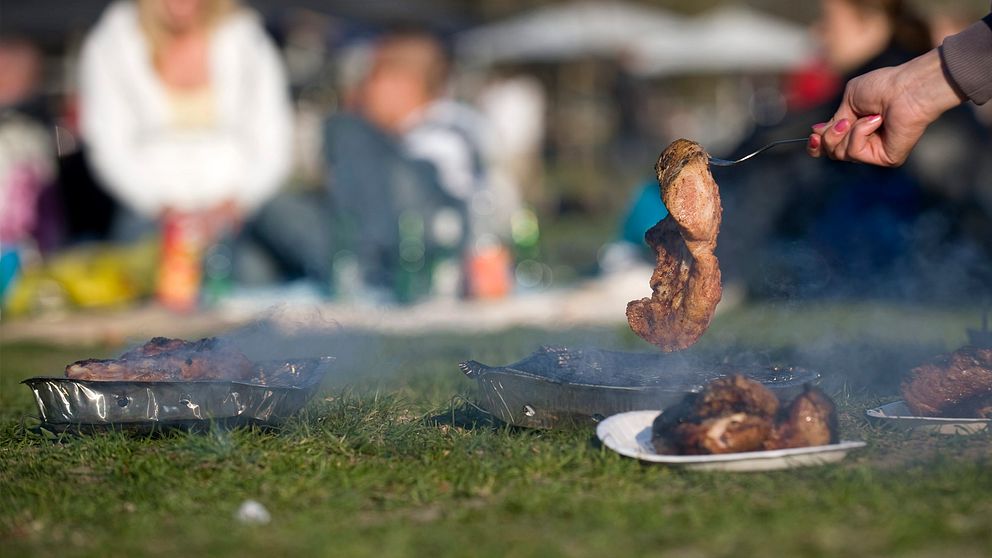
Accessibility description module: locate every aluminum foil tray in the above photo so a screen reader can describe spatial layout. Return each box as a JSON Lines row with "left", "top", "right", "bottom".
{"left": 22, "top": 357, "right": 332, "bottom": 432}
{"left": 459, "top": 346, "right": 818, "bottom": 429}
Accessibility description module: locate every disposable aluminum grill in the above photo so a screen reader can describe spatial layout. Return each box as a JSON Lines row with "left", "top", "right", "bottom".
{"left": 459, "top": 346, "right": 818, "bottom": 429}
{"left": 23, "top": 357, "right": 332, "bottom": 432}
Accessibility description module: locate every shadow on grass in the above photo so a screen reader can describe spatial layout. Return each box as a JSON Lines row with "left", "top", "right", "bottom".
{"left": 18, "top": 417, "right": 281, "bottom": 441}
{"left": 424, "top": 398, "right": 503, "bottom": 431}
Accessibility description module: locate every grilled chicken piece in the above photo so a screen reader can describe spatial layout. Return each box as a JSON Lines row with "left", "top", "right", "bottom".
{"left": 763, "top": 385, "right": 838, "bottom": 450}
{"left": 65, "top": 337, "right": 255, "bottom": 382}
{"left": 653, "top": 375, "right": 838, "bottom": 454}
{"left": 901, "top": 346, "right": 992, "bottom": 418}
{"left": 694, "top": 374, "right": 780, "bottom": 419}
{"left": 652, "top": 375, "right": 779, "bottom": 454}
{"left": 627, "top": 139, "right": 722, "bottom": 352}
{"left": 662, "top": 413, "right": 773, "bottom": 455}
{"left": 650, "top": 391, "right": 700, "bottom": 453}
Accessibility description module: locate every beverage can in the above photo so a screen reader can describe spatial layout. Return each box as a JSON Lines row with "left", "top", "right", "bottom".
{"left": 156, "top": 212, "right": 205, "bottom": 312}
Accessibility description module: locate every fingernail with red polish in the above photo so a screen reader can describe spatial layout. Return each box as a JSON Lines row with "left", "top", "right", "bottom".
{"left": 833, "top": 119, "right": 850, "bottom": 133}
{"left": 812, "top": 122, "right": 828, "bottom": 131}
{"left": 867, "top": 114, "right": 882, "bottom": 124}
{"left": 808, "top": 135, "right": 820, "bottom": 149}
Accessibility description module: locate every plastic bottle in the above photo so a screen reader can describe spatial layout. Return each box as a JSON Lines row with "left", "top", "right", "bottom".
{"left": 394, "top": 210, "right": 430, "bottom": 304}
{"left": 429, "top": 207, "right": 464, "bottom": 300}
{"left": 201, "top": 227, "right": 235, "bottom": 307}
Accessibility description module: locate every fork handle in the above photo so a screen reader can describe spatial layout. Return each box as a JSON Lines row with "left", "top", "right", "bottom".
{"left": 709, "top": 138, "right": 808, "bottom": 167}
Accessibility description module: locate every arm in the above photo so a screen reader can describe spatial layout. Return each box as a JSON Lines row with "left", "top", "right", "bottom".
{"left": 78, "top": 32, "right": 168, "bottom": 217}
{"left": 942, "top": 14, "right": 992, "bottom": 105}
{"left": 227, "top": 22, "right": 293, "bottom": 215}
{"left": 403, "top": 125, "right": 477, "bottom": 201}
{"left": 808, "top": 14, "right": 992, "bottom": 166}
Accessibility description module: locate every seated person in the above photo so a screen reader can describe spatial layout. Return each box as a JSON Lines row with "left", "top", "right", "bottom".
{"left": 325, "top": 30, "right": 512, "bottom": 301}
{"left": 77, "top": 0, "right": 296, "bottom": 294}
{"left": 0, "top": 37, "right": 57, "bottom": 301}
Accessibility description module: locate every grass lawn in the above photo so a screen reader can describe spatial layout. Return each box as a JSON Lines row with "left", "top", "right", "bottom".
{"left": 2, "top": 301, "right": 991, "bottom": 558}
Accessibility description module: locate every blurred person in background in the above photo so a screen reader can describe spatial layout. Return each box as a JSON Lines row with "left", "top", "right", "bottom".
{"left": 711, "top": 0, "right": 990, "bottom": 301}
{"left": 0, "top": 37, "right": 58, "bottom": 304}
{"left": 809, "top": 8, "right": 992, "bottom": 161}
{"left": 77, "top": 0, "right": 294, "bottom": 308}
{"left": 476, "top": 73, "right": 545, "bottom": 211}
{"left": 325, "top": 29, "right": 512, "bottom": 303}
{"left": 808, "top": 6, "right": 992, "bottom": 294}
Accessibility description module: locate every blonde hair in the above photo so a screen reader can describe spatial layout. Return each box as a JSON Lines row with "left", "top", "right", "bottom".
{"left": 138, "top": 0, "right": 238, "bottom": 57}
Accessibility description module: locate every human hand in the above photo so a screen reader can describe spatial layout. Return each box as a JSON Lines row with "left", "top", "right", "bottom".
{"left": 207, "top": 199, "right": 243, "bottom": 237}
{"left": 160, "top": 202, "right": 242, "bottom": 240}
{"left": 807, "top": 49, "right": 966, "bottom": 166}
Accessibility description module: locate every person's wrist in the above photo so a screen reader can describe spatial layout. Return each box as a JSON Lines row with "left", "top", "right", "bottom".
{"left": 900, "top": 48, "right": 967, "bottom": 121}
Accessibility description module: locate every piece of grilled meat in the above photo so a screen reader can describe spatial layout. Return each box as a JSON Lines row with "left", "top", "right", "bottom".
{"left": 65, "top": 337, "right": 255, "bottom": 382}
{"left": 119, "top": 336, "right": 200, "bottom": 358}
{"left": 652, "top": 375, "right": 778, "bottom": 454}
{"left": 653, "top": 375, "right": 838, "bottom": 455}
{"left": 901, "top": 346, "right": 992, "bottom": 418}
{"left": 763, "top": 385, "right": 838, "bottom": 450}
{"left": 627, "top": 139, "right": 722, "bottom": 352}
{"left": 666, "top": 413, "right": 774, "bottom": 455}
{"left": 694, "top": 374, "right": 780, "bottom": 419}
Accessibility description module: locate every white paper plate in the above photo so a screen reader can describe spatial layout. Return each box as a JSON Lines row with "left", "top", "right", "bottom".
{"left": 866, "top": 400, "right": 990, "bottom": 435}
{"left": 596, "top": 410, "right": 866, "bottom": 472}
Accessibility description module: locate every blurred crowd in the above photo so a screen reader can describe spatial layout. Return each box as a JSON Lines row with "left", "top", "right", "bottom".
{"left": 1, "top": 0, "right": 540, "bottom": 315}
{"left": 1, "top": 0, "right": 990, "bottom": 317}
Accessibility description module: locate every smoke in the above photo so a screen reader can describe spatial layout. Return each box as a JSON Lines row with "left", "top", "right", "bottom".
{"left": 696, "top": 292, "right": 988, "bottom": 400}
{"left": 219, "top": 306, "right": 385, "bottom": 390}
{"left": 215, "top": 285, "right": 984, "bottom": 400}
{"left": 222, "top": 305, "right": 351, "bottom": 361}
{"left": 703, "top": 150, "right": 992, "bottom": 398}
{"left": 208, "top": 214, "right": 988, "bottom": 412}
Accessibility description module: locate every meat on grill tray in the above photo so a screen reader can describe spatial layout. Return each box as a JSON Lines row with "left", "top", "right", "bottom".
{"left": 901, "top": 346, "right": 992, "bottom": 418}
{"left": 627, "top": 139, "right": 722, "bottom": 352}
{"left": 119, "top": 336, "right": 197, "bottom": 358}
{"left": 652, "top": 375, "right": 838, "bottom": 455}
{"left": 65, "top": 337, "right": 255, "bottom": 382}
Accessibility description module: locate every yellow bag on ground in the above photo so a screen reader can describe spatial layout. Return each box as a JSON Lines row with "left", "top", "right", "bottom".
{"left": 3, "top": 240, "right": 158, "bottom": 317}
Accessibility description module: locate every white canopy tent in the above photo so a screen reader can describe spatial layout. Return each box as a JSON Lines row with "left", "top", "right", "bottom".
{"left": 629, "top": 5, "right": 816, "bottom": 76}
{"left": 455, "top": 1, "right": 687, "bottom": 64}
{"left": 457, "top": 3, "right": 814, "bottom": 75}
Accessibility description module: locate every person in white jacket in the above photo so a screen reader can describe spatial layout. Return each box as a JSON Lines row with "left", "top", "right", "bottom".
{"left": 78, "top": 0, "right": 292, "bottom": 235}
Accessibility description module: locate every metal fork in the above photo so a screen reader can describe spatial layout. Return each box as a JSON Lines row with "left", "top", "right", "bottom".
{"left": 708, "top": 138, "right": 808, "bottom": 167}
